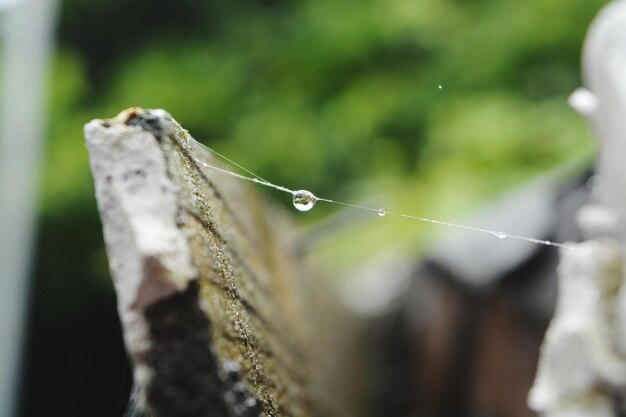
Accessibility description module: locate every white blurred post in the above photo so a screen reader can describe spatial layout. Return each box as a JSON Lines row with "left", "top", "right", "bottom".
{"left": 0, "top": 0, "right": 58, "bottom": 416}
{"left": 529, "top": 1, "right": 626, "bottom": 416}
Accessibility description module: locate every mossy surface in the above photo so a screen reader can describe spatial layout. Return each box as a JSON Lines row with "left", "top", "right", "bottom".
{"left": 114, "top": 108, "right": 324, "bottom": 417}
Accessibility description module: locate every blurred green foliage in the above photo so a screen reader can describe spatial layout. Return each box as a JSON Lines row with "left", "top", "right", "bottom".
{"left": 44, "top": 0, "right": 606, "bottom": 255}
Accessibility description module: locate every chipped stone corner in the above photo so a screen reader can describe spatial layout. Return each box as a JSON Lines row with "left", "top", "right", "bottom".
{"left": 86, "top": 106, "right": 329, "bottom": 417}
{"left": 85, "top": 108, "right": 199, "bottom": 411}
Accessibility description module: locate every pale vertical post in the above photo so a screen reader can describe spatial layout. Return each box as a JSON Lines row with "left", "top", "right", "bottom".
{"left": 0, "top": 0, "right": 58, "bottom": 416}
{"left": 581, "top": 0, "right": 626, "bottom": 240}
{"left": 528, "top": 1, "right": 626, "bottom": 416}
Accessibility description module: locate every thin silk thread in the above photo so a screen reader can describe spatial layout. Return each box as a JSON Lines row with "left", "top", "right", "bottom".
{"left": 190, "top": 139, "right": 578, "bottom": 251}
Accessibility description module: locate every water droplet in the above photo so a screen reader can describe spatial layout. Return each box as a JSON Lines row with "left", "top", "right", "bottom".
{"left": 378, "top": 208, "right": 386, "bottom": 217}
{"left": 495, "top": 231, "right": 506, "bottom": 239}
{"left": 292, "top": 190, "right": 317, "bottom": 211}
{"left": 438, "top": 85, "right": 443, "bottom": 89}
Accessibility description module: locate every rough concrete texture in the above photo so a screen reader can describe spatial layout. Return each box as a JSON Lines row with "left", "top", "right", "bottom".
{"left": 85, "top": 108, "right": 327, "bottom": 417}
{"left": 529, "top": 239, "right": 626, "bottom": 416}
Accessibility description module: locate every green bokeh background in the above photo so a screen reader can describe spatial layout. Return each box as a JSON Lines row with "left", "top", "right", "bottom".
{"left": 25, "top": 0, "right": 606, "bottom": 415}
{"left": 45, "top": 0, "right": 601, "bottom": 264}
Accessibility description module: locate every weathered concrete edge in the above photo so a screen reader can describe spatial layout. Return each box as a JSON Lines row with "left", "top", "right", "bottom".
{"left": 84, "top": 108, "right": 199, "bottom": 407}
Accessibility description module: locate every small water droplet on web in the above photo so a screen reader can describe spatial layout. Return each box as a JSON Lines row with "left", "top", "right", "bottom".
{"left": 292, "top": 190, "right": 317, "bottom": 211}
{"left": 190, "top": 138, "right": 577, "bottom": 251}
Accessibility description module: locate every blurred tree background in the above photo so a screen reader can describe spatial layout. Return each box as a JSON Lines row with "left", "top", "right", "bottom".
{"left": 22, "top": 0, "right": 607, "bottom": 416}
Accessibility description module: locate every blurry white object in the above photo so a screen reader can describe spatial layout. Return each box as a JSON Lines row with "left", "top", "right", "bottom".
{"left": 0, "top": 0, "right": 57, "bottom": 416}
{"left": 530, "top": 1, "right": 626, "bottom": 415}
{"left": 0, "top": 0, "right": 22, "bottom": 12}
{"left": 339, "top": 253, "right": 412, "bottom": 316}
{"left": 528, "top": 239, "right": 626, "bottom": 415}
{"left": 582, "top": 0, "right": 626, "bottom": 241}
{"left": 568, "top": 88, "right": 599, "bottom": 118}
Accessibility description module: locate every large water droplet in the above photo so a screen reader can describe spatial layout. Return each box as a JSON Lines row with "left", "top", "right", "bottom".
{"left": 378, "top": 208, "right": 386, "bottom": 217}
{"left": 495, "top": 231, "right": 506, "bottom": 239}
{"left": 292, "top": 190, "right": 317, "bottom": 212}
